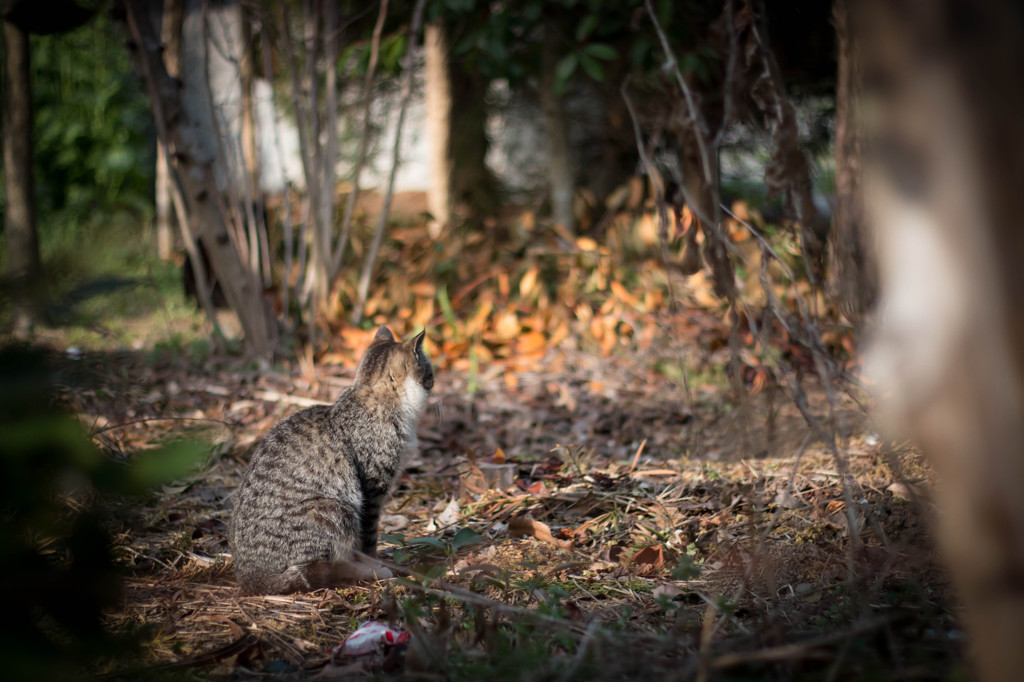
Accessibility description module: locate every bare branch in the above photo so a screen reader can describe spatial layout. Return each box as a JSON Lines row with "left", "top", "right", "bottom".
{"left": 352, "top": 0, "right": 429, "bottom": 324}
{"left": 331, "top": 0, "right": 390, "bottom": 282}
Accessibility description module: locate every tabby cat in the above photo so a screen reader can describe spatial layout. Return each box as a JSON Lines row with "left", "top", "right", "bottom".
{"left": 230, "top": 326, "right": 433, "bottom": 594}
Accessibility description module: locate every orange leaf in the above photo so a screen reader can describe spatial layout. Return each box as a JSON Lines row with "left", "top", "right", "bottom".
{"left": 516, "top": 331, "right": 547, "bottom": 355}
{"left": 508, "top": 517, "right": 571, "bottom": 549}
{"left": 504, "top": 372, "right": 519, "bottom": 391}
{"left": 410, "top": 282, "right": 437, "bottom": 297}
{"left": 519, "top": 267, "right": 539, "bottom": 297}
{"left": 632, "top": 544, "right": 665, "bottom": 569}
{"left": 610, "top": 281, "right": 642, "bottom": 309}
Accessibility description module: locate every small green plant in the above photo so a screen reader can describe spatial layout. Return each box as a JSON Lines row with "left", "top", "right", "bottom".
{"left": 671, "top": 553, "right": 702, "bottom": 580}
{"left": 383, "top": 527, "right": 485, "bottom": 574}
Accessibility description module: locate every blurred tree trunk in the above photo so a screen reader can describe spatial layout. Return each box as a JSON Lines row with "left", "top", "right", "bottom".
{"left": 861, "top": 1, "right": 1024, "bottom": 680}
{"left": 154, "top": 0, "right": 183, "bottom": 262}
{"left": 124, "top": 0, "right": 276, "bottom": 360}
{"left": 540, "top": 36, "right": 574, "bottom": 234}
{"left": 449, "top": 60, "right": 498, "bottom": 222}
{"left": 829, "top": 0, "right": 875, "bottom": 321}
{"left": 424, "top": 20, "right": 452, "bottom": 236}
{"left": 2, "top": 17, "right": 45, "bottom": 335}
{"left": 312, "top": 0, "right": 338, "bottom": 308}
{"left": 425, "top": 20, "right": 497, "bottom": 234}
{"left": 239, "top": 1, "right": 259, "bottom": 201}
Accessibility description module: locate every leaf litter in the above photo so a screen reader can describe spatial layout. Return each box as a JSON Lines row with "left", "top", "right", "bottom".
{"left": 50, "top": 211, "right": 962, "bottom": 679}
{"left": 60, "top": 342, "right": 958, "bottom": 680}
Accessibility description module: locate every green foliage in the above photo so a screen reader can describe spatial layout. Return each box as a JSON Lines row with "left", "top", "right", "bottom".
{"left": 0, "top": 344, "right": 207, "bottom": 680}
{"left": 29, "top": 12, "right": 154, "bottom": 229}
{"left": 438, "top": 0, "right": 718, "bottom": 92}
{"left": 384, "top": 527, "right": 485, "bottom": 567}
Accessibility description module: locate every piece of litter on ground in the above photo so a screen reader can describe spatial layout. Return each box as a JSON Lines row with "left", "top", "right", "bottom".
{"left": 332, "top": 621, "right": 409, "bottom": 659}
{"left": 436, "top": 497, "right": 461, "bottom": 526}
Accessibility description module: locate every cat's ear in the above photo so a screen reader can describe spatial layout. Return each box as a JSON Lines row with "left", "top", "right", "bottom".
{"left": 373, "top": 325, "right": 395, "bottom": 343}
{"left": 411, "top": 329, "right": 426, "bottom": 352}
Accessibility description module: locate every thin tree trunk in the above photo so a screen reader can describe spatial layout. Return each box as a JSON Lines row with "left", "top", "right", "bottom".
{"left": 540, "top": 36, "right": 574, "bottom": 234}
{"left": 300, "top": 0, "right": 325, "bottom": 317}
{"left": 165, "top": 136, "right": 225, "bottom": 350}
{"left": 450, "top": 54, "right": 498, "bottom": 222}
{"left": 261, "top": 22, "right": 294, "bottom": 323}
{"left": 155, "top": 146, "right": 174, "bottom": 260}
{"left": 239, "top": 1, "right": 259, "bottom": 200}
{"left": 124, "top": 0, "right": 276, "bottom": 360}
{"left": 238, "top": 1, "right": 271, "bottom": 285}
{"left": 2, "top": 18, "right": 45, "bottom": 335}
{"left": 829, "top": 0, "right": 875, "bottom": 321}
{"left": 424, "top": 20, "right": 452, "bottom": 237}
{"left": 277, "top": 0, "right": 320, "bottom": 310}
{"left": 315, "top": 0, "right": 339, "bottom": 305}
{"left": 352, "top": 0, "right": 428, "bottom": 324}
{"left": 330, "top": 0, "right": 389, "bottom": 282}
{"left": 155, "top": 0, "right": 184, "bottom": 261}
{"left": 200, "top": 1, "right": 251, "bottom": 278}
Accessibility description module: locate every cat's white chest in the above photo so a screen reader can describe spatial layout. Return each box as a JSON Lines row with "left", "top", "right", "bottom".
{"left": 400, "top": 375, "right": 428, "bottom": 433}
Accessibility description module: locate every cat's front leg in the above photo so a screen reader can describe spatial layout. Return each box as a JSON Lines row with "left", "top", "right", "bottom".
{"left": 359, "top": 494, "right": 386, "bottom": 556}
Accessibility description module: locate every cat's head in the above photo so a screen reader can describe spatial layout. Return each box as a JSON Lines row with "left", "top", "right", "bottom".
{"left": 354, "top": 326, "right": 435, "bottom": 395}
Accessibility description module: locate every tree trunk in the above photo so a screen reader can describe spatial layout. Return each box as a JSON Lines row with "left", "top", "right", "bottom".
{"left": 424, "top": 20, "right": 452, "bottom": 237}
{"left": 313, "top": 0, "right": 338, "bottom": 306}
{"left": 540, "top": 37, "right": 574, "bottom": 234}
{"left": 239, "top": 0, "right": 259, "bottom": 201}
{"left": 123, "top": 0, "right": 276, "bottom": 360}
{"left": 829, "top": 0, "right": 875, "bottom": 321}
{"left": 154, "top": 145, "right": 174, "bottom": 260}
{"left": 450, "top": 60, "right": 498, "bottom": 222}
{"left": 238, "top": 0, "right": 270, "bottom": 286}
{"left": 2, "top": 18, "right": 45, "bottom": 335}
{"left": 154, "top": 0, "right": 184, "bottom": 262}
{"left": 861, "top": 1, "right": 1024, "bottom": 680}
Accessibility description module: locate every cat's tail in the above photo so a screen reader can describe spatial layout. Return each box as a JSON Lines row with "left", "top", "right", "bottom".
{"left": 237, "top": 560, "right": 391, "bottom": 595}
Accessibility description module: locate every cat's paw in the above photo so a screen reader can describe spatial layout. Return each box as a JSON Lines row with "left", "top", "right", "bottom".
{"left": 370, "top": 565, "right": 393, "bottom": 580}
{"left": 353, "top": 561, "right": 392, "bottom": 581}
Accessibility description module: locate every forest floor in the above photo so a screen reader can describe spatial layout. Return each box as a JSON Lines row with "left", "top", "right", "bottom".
{"left": 55, "top": 330, "right": 965, "bottom": 681}
{"left": 19, "top": 206, "right": 967, "bottom": 679}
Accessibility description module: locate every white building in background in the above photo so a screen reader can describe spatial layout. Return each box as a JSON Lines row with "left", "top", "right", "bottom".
{"left": 175, "top": 0, "right": 549, "bottom": 202}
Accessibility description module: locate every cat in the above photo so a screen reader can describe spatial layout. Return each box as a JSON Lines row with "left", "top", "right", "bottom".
{"left": 230, "top": 326, "right": 433, "bottom": 595}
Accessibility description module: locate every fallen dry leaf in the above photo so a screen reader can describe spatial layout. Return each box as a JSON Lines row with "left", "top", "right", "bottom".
{"left": 631, "top": 544, "right": 666, "bottom": 570}
{"left": 508, "top": 517, "right": 571, "bottom": 549}
{"left": 652, "top": 584, "right": 684, "bottom": 600}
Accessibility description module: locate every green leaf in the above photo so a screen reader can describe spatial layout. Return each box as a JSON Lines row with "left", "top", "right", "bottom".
{"left": 575, "top": 15, "right": 598, "bottom": 42}
{"left": 583, "top": 43, "right": 617, "bottom": 61}
{"left": 554, "top": 54, "right": 578, "bottom": 95}
{"left": 380, "top": 533, "right": 407, "bottom": 547}
{"left": 451, "top": 527, "right": 485, "bottom": 551}
{"left": 407, "top": 536, "right": 448, "bottom": 551}
{"left": 681, "top": 54, "right": 702, "bottom": 74}
{"left": 437, "top": 285, "right": 457, "bottom": 327}
{"left": 129, "top": 440, "right": 207, "bottom": 489}
{"left": 424, "top": 564, "right": 449, "bottom": 580}
{"left": 672, "top": 555, "right": 702, "bottom": 580}
{"left": 578, "top": 52, "right": 605, "bottom": 82}
{"left": 384, "top": 34, "right": 408, "bottom": 70}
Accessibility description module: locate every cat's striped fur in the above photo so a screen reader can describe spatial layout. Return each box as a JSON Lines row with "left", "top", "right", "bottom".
{"left": 230, "top": 326, "right": 433, "bottom": 594}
